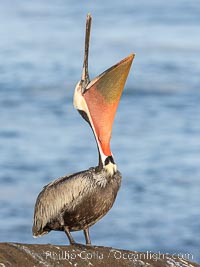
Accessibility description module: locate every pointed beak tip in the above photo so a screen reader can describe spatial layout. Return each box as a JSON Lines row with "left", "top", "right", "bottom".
{"left": 87, "top": 13, "right": 92, "bottom": 18}
{"left": 127, "top": 53, "right": 135, "bottom": 63}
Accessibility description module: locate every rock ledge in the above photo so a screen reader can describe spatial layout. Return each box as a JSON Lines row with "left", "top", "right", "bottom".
{"left": 0, "top": 242, "right": 199, "bottom": 267}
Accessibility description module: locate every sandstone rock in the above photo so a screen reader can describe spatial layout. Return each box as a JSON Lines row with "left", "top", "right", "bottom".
{"left": 0, "top": 243, "right": 199, "bottom": 267}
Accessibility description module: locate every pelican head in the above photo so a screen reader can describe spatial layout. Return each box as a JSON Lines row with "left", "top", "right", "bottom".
{"left": 74, "top": 14, "right": 135, "bottom": 174}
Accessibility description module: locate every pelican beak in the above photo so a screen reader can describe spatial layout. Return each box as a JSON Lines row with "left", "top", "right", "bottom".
{"left": 82, "top": 54, "right": 134, "bottom": 157}
{"left": 74, "top": 14, "right": 135, "bottom": 162}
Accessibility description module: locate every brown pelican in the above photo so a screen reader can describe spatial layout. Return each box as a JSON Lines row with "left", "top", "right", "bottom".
{"left": 32, "top": 14, "right": 135, "bottom": 245}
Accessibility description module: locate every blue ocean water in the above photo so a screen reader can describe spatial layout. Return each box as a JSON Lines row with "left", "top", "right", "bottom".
{"left": 0, "top": 0, "right": 200, "bottom": 263}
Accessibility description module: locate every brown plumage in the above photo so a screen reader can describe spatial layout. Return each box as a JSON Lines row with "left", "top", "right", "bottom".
{"left": 33, "top": 168, "right": 121, "bottom": 244}
{"left": 32, "top": 14, "right": 134, "bottom": 245}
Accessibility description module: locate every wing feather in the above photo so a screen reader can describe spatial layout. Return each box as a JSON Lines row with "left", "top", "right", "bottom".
{"left": 33, "top": 168, "right": 94, "bottom": 236}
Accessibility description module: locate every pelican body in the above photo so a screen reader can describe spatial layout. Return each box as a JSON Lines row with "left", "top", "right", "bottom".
{"left": 32, "top": 14, "right": 135, "bottom": 245}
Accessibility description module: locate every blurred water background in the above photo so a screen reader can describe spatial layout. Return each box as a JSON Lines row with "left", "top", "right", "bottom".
{"left": 0, "top": 0, "right": 200, "bottom": 263}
